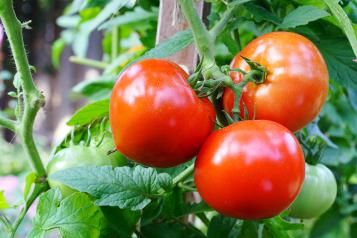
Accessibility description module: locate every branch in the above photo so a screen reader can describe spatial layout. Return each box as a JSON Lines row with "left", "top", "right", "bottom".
{"left": 0, "top": 115, "right": 16, "bottom": 131}
{"left": 209, "top": 0, "right": 252, "bottom": 40}
{"left": 10, "top": 182, "right": 48, "bottom": 238}
{"left": 0, "top": 0, "right": 47, "bottom": 178}
{"left": 178, "top": 0, "right": 215, "bottom": 66}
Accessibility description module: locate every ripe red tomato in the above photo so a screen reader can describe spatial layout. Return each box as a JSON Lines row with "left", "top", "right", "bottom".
{"left": 223, "top": 32, "right": 329, "bottom": 132}
{"left": 194, "top": 120, "right": 305, "bottom": 219}
{"left": 110, "top": 59, "right": 216, "bottom": 168}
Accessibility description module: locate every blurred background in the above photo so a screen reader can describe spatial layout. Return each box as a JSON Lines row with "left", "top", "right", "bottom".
{"left": 0, "top": 0, "right": 357, "bottom": 237}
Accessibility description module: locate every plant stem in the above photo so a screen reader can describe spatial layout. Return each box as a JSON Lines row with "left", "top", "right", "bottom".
{"left": 0, "top": 0, "right": 46, "bottom": 177}
{"left": 69, "top": 56, "right": 108, "bottom": 69}
{"left": 173, "top": 164, "right": 194, "bottom": 185}
{"left": 0, "top": 215, "right": 13, "bottom": 235}
{"left": 209, "top": 0, "right": 252, "bottom": 40}
{"left": 111, "top": 26, "right": 119, "bottom": 61}
{"left": 0, "top": 1, "right": 49, "bottom": 236}
{"left": 11, "top": 183, "right": 48, "bottom": 238}
{"left": 0, "top": 115, "right": 16, "bottom": 131}
{"left": 178, "top": 0, "right": 215, "bottom": 67}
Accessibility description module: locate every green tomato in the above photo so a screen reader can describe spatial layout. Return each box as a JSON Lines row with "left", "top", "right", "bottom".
{"left": 47, "top": 136, "right": 127, "bottom": 197}
{"left": 94, "top": 132, "right": 128, "bottom": 167}
{"left": 288, "top": 163, "right": 337, "bottom": 219}
{"left": 47, "top": 145, "right": 115, "bottom": 197}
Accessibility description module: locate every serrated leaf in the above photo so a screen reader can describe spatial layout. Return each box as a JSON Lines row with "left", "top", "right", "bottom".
{"left": 0, "top": 191, "right": 10, "bottom": 209}
{"left": 323, "top": 0, "right": 357, "bottom": 58}
{"left": 50, "top": 166, "right": 173, "bottom": 210}
{"left": 28, "top": 189, "right": 106, "bottom": 238}
{"left": 67, "top": 99, "right": 109, "bottom": 126}
{"left": 316, "top": 35, "right": 357, "bottom": 89}
{"left": 99, "top": 7, "right": 158, "bottom": 30}
{"left": 280, "top": 6, "right": 329, "bottom": 29}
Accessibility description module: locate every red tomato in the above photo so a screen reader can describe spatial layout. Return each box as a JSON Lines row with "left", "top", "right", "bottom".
{"left": 195, "top": 120, "right": 305, "bottom": 219}
{"left": 110, "top": 59, "right": 216, "bottom": 168}
{"left": 223, "top": 32, "right": 329, "bottom": 132}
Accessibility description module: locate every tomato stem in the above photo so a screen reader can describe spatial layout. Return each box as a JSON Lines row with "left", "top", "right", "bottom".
{"left": 229, "top": 69, "right": 267, "bottom": 121}
{"left": 173, "top": 163, "right": 195, "bottom": 185}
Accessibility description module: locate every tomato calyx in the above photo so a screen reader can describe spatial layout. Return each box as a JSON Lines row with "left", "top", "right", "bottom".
{"left": 223, "top": 57, "right": 268, "bottom": 122}
{"left": 297, "top": 132, "right": 326, "bottom": 166}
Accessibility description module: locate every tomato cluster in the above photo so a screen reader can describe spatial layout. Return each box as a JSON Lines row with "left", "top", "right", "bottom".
{"left": 107, "top": 31, "right": 336, "bottom": 220}
{"left": 48, "top": 32, "right": 335, "bottom": 220}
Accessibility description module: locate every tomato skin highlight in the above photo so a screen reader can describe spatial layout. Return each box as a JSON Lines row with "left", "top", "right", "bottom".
{"left": 194, "top": 120, "right": 305, "bottom": 219}
{"left": 223, "top": 32, "right": 329, "bottom": 132}
{"left": 110, "top": 59, "right": 216, "bottom": 168}
{"left": 288, "top": 163, "right": 337, "bottom": 219}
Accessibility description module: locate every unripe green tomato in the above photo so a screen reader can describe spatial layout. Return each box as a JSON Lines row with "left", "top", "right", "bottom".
{"left": 47, "top": 138, "right": 126, "bottom": 197}
{"left": 94, "top": 132, "right": 128, "bottom": 167}
{"left": 288, "top": 163, "right": 337, "bottom": 219}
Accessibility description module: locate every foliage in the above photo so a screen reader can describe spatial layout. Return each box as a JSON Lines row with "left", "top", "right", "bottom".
{"left": 0, "top": 0, "right": 357, "bottom": 237}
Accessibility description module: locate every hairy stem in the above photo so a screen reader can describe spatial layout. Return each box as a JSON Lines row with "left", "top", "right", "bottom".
{"left": 0, "top": 1, "right": 49, "bottom": 236}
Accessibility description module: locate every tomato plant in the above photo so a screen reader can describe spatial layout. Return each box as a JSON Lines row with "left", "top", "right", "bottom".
{"left": 223, "top": 31, "right": 329, "bottom": 132}
{"left": 110, "top": 58, "right": 216, "bottom": 168}
{"left": 0, "top": 0, "right": 356, "bottom": 237}
{"left": 195, "top": 120, "right": 305, "bottom": 219}
{"left": 288, "top": 163, "right": 337, "bottom": 219}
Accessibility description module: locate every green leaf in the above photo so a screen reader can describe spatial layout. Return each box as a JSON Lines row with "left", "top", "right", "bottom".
{"left": 50, "top": 166, "right": 173, "bottom": 210}
{"left": 136, "top": 29, "right": 193, "bottom": 61}
{"left": 67, "top": 99, "right": 109, "bottom": 126}
{"left": 0, "top": 191, "right": 10, "bottom": 209}
{"left": 316, "top": 34, "right": 357, "bottom": 89}
{"left": 322, "top": 0, "right": 357, "bottom": 58}
{"left": 99, "top": 7, "right": 158, "bottom": 30}
{"left": 29, "top": 189, "right": 106, "bottom": 238}
{"left": 141, "top": 221, "right": 205, "bottom": 238}
{"left": 244, "top": 3, "right": 282, "bottom": 25}
{"left": 280, "top": 6, "right": 329, "bottom": 29}
{"left": 347, "top": 88, "right": 357, "bottom": 110}
{"left": 103, "top": 50, "right": 138, "bottom": 74}
{"left": 23, "top": 172, "right": 37, "bottom": 200}
{"left": 100, "top": 206, "right": 140, "bottom": 238}
{"left": 207, "top": 215, "right": 238, "bottom": 238}
{"left": 73, "top": 0, "right": 130, "bottom": 57}
{"left": 51, "top": 38, "right": 66, "bottom": 69}
{"left": 71, "top": 75, "right": 116, "bottom": 99}
{"left": 309, "top": 207, "right": 344, "bottom": 238}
